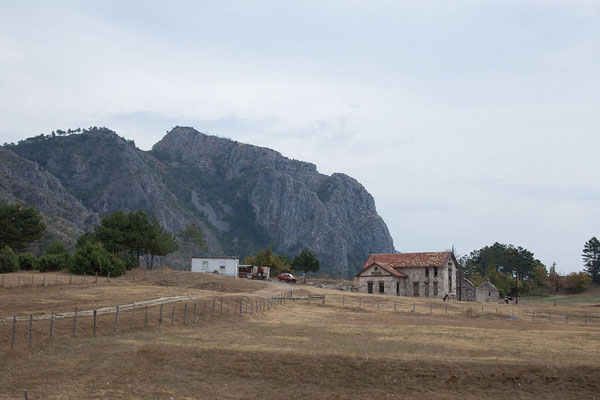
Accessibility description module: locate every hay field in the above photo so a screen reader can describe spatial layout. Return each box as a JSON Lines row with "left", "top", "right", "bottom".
{"left": 1, "top": 278, "right": 599, "bottom": 399}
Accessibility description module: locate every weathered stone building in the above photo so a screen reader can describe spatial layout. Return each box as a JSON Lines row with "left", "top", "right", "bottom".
{"left": 354, "top": 252, "right": 459, "bottom": 299}
{"left": 459, "top": 277, "right": 499, "bottom": 302}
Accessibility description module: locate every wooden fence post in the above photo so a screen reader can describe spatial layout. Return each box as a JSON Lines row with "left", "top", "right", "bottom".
{"left": 55, "top": 275, "right": 58, "bottom": 285}
{"left": 413, "top": 302, "right": 416, "bottom": 312}
{"left": 31, "top": 275, "right": 34, "bottom": 286}
{"left": 239, "top": 299, "right": 242, "bottom": 314}
{"left": 43, "top": 276, "right": 46, "bottom": 287}
{"left": 359, "top": 298, "right": 362, "bottom": 308}
{"left": 193, "top": 303, "right": 197, "bottom": 323}
{"left": 11, "top": 315, "right": 16, "bottom": 351}
{"left": 29, "top": 314, "right": 33, "bottom": 346}
{"left": 322, "top": 296, "right": 325, "bottom": 305}
{"left": 93, "top": 310, "right": 97, "bottom": 337}
{"left": 220, "top": 299, "right": 223, "bottom": 317}
{"left": 250, "top": 300, "right": 253, "bottom": 315}
{"left": 481, "top": 306, "right": 483, "bottom": 314}
{"left": 565, "top": 313, "right": 569, "bottom": 323}
{"left": 144, "top": 306, "right": 148, "bottom": 329}
{"left": 211, "top": 300, "right": 216, "bottom": 318}
{"left": 342, "top": 295, "right": 345, "bottom": 306}
{"left": 159, "top": 304, "right": 163, "bottom": 326}
{"left": 107, "top": 271, "right": 110, "bottom": 282}
{"left": 445, "top": 305, "right": 448, "bottom": 314}
{"left": 95, "top": 273, "right": 98, "bottom": 283}
{"left": 430, "top": 305, "right": 433, "bottom": 314}
{"left": 1, "top": 275, "right": 4, "bottom": 288}
{"left": 50, "top": 309, "right": 54, "bottom": 338}
{"left": 130, "top": 305, "right": 136, "bottom": 329}
{"left": 203, "top": 301, "right": 206, "bottom": 320}
{"left": 114, "top": 305, "right": 120, "bottom": 333}
{"left": 394, "top": 302, "right": 397, "bottom": 312}
{"left": 17, "top": 275, "right": 20, "bottom": 288}
{"left": 532, "top": 310, "right": 535, "bottom": 321}
{"left": 24, "top": 390, "right": 28, "bottom": 400}
{"left": 73, "top": 307, "right": 78, "bottom": 335}
{"left": 184, "top": 303, "right": 188, "bottom": 325}
{"left": 83, "top": 272, "right": 86, "bottom": 282}
{"left": 171, "top": 306, "right": 175, "bottom": 326}
{"left": 377, "top": 302, "right": 380, "bottom": 311}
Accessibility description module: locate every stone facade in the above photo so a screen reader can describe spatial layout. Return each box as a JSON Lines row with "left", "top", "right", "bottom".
{"left": 354, "top": 252, "right": 459, "bottom": 299}
{"left": 459, "top": 277, "right": 499, "bottom": 302}
{"left": 476, "top": 279, "right": 499, "bottom": 302}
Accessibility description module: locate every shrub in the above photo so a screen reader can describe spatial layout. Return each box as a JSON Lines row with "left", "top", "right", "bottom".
{"left": 0, "top": 246, "right": 19, "bottom": 273}
{"left": 18, "top": 253, "right": 38, "bottom": 270}
{"left": 118, "top": 254, "right": 138, "bottom": 270}
{"left": 38, "top": 254, "right": 68, "bottom": 272}
{"left": 563, "top": 272, "right": 592, "bottom": 294}
{"left": 69, "top": 242, "right": 126, "bottom": 277}
{"left": 46, "top": 240, "right": 69, "bottom": 257}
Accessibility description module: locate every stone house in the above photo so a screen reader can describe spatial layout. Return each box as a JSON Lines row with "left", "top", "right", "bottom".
{"left": 354, "top": 252, "right": 459, "bottom": 299}
{"left": 459, "top": 278, "right": 500, "bottom": 302}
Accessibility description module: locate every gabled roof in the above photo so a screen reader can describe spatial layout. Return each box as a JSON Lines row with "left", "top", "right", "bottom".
{"left": 355, "top": 262, "right": 408, "bottom": 278}
{"left": 362, "top": 252, "right": 457, "bottom": 269}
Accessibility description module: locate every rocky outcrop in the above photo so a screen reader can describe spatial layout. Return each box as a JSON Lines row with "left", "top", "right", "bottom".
{"left": 6, "top": 126, "right": 394, "bottom": 276}
{"left": 0, "top": 147, "right": 99, "bottom": 249}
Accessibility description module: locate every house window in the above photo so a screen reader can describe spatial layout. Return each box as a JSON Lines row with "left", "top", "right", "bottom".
{"left": 449, "top": 282, "right": 452, "bottom": 292}
{"left": 433, "top": 282, "right": 438, "bottom": 296}
{"left": 424, "top": 283, "right": 430, "bottom": 297}
{"left": 367, "top": 282, "right": 373, "bottom": 294}
{"left": 433, "top": 267, "right": 438, "bottom": 277}
{"left": 413, "top": 282, "right": 419, "bottom": 296}
{"left": 202, "top": 261, "right": 209, "bottom": 270}
{"left": 220, "top": 265, "right": 226, "bottom": 270}
{"left": 379, "top": 282, "right": 385, "bottom": 294}
{"left": 425, "top": 268, "right": 429, "bottom": 277}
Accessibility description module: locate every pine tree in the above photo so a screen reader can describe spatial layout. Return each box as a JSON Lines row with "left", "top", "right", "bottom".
{"left": 292, "top": 249, "right": 321, "bottom": 283}
{"left": 582, "top": 237, "right": 600, "bottom": 283}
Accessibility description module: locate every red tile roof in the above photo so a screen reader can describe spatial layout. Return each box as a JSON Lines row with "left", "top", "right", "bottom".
{"left": 362, "top": 252, "right": 454, "bottom": 269}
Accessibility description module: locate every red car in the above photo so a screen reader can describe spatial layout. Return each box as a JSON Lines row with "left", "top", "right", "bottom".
{"left": 277, "top": 273, "right": 297, "bottom": 283}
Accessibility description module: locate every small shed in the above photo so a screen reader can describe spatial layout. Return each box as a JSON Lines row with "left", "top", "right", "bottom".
{"left": 476, "top": 279, "right": 499, "bottom": 302}
{"left": 460, "top": 278, "right": 476, "bottom": 301}
{"left": 191, "top": 257, "right": 239, "bottom": 277}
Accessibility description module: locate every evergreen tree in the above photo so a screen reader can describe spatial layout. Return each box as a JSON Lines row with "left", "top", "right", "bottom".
{"left": 292, "top": 249, "right": 321, "bottom": 283}
{"left": 243, "top": 248, "right": 292, "bottom": 275}
{"left": 147, "top": 217, "right": 179, "bottom": 268}
{"left": 0, "top": 204, "right": 45, "bottom": 252}
{"left": 582, "top": 237, "right": 600, "bottom": 283}
{"left": 177, "top": 223, "right": 208, "bottom": 260}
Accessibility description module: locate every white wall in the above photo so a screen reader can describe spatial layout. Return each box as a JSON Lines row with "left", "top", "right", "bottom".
{"left": 191, "top": 258, "right": 239, "bottom": 277}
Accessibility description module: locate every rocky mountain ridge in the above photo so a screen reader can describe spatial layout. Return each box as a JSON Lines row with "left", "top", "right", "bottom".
{"left": 3, "top": 127, "right": 394, "bottom": 276}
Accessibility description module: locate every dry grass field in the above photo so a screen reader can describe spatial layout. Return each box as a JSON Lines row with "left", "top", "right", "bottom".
{"left": 1, "top": 270, "right": 599, "bottom": 399}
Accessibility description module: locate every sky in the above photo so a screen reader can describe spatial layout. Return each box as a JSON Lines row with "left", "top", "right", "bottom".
{"left": 1, "top": 1, "right": 599, "bottom": 273}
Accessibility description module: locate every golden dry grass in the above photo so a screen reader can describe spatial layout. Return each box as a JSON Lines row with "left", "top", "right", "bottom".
{"left": 1, "top": 299, "right": 599, "bottom": 399}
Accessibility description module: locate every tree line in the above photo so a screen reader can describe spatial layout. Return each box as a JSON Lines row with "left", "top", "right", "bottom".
{"left": 0, "top": 205, "right": 206, "bottom": 277}
{"left": 460, "top": 237, "right": 600, "bottom": 297}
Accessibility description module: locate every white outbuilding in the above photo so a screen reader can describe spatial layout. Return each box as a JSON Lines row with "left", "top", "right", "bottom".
{"left": 191, "top": 257, "right": 239, "bottom": 277}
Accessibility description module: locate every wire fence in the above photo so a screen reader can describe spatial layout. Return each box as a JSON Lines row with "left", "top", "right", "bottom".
{"left": 1, "top": 290, "right": 294, "bottom": 352}
{"left": 0, "top": 268, "right": 162, "bottom": 289}
{"left": 295, "top": 291, "right": 600, "bottom": 326}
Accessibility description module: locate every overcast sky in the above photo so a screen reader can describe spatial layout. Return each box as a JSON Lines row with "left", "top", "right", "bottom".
{"left": 1, "top": 1, "right": 599, "bottom": 273}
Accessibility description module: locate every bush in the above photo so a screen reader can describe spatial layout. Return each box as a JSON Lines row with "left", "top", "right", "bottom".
{"left": 18, "top": 253, "right": 38, "bottom": 270}
{"left": 118, "top": 254, "right": 138, "bottom": 270}
{"left": 46, "top": 240, "right": 69, "bottom": 257}
{"left": 38, "top": 254, "right": 68, "bottom": 272}
{"left": 563, "top": 272, "right": 592, "bottom": 294}
{"left": 0, "top": 246, "right": 19, "bottom": 273}
{"left": 69, "top": 242, "right": 126, "bottom": 277}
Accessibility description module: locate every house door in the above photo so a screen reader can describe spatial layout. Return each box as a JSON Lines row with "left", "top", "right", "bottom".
{"left": 379, "top": 282, "right": 385, "bottom": 294}
{"left": 367, "top": 282, "right": 373, "bottom": 294}
{"left": 396, "top": 282, "right": 400, "bottom": 296}
{"left": 413, "top": 282, "right": 420, "bottom": 297}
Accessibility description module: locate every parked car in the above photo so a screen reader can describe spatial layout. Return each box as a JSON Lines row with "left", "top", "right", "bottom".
{"left": 277, "top": 273, "right": 297, "bottom": 283}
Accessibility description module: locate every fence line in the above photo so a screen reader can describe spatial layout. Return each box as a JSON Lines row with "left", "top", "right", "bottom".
{"left": 297, "top": 291, "right": 600, "bottom": 327}
{"left": 1, "top": 290, "right": 294, "bottom": 352}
